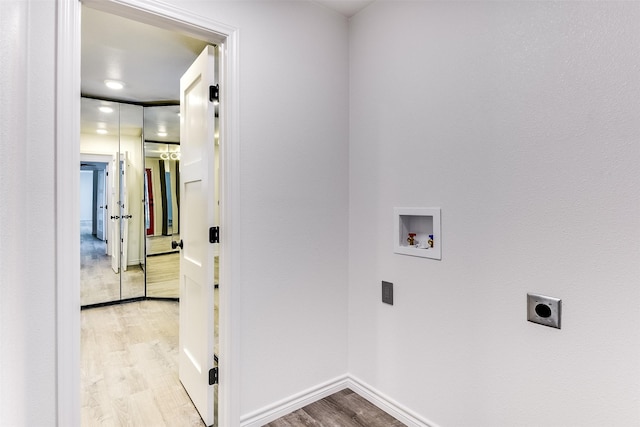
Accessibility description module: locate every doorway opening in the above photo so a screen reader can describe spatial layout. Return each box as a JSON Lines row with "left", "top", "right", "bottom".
{"left": 74, "top": 3, "right": 235, "bottom": 426}
{"left": 56, "top": 1, "right": 239, "bottom": 426}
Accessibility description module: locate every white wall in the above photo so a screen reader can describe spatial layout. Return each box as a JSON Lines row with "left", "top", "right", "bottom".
{"left": 348, "top": 2, "right": 640, "bottom": 426}
{"left": 179, "top": 2, "right": 350, "bottom": 415}
{"left": 0, "top": 0, "right": 57, "bottom": 424}
{"left": 2, "top": 1, "right": 349, "bottom": 423}
{"left": 80, "top": 170, "right": 94, "bottom": 221}
{"left": 10, "top": 1, "right": 638, "bottom": 426}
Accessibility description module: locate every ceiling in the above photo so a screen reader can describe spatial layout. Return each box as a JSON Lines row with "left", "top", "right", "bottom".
{"left": 81, "top": 7, "right": 205, "bottom": 145}
{"left": 313, "top": 0, "right": 374, "bottom": 17}
{"left": 81, "top": 7, "right": 210, "bottom": 103}
{"left": 81, "top": 1, "right": 374, "bottom": 141}
{"left": 81, "top": 1, "right": 374, "bottom": 102}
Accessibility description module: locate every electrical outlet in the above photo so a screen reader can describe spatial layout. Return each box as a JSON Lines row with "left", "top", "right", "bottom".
{"left": 382, "top": 281, "right": 393, "bottom": 305}
{"left": 527, "top": 293, "right": 561, "bottom": 329}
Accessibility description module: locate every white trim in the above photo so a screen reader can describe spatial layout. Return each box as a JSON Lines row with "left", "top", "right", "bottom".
{"left": 80, "top": 153, "right": 113, "bottom": 164}
{"left": 82, "top": 0, "right": 235, "bottom": 43}
{"left": 239, "top": 374, "right": 441, "bottom": 427}
{"left": 240, "top": 375, "right": 350, "bottom": 427}
{"left": 56, "top": 1, "right": 81, "bottom": 425}
{"left": 56, "top": 1, "right": 241, "bottom": 426}
{"left": 217, "top": 27, "right": 242, "bottom": 427}
{"left": 347, "top": 376, "right": 442, "bottom": 427}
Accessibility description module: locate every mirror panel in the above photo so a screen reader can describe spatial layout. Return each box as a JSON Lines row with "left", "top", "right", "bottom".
{"left": 80, "top": 97, "right": 145, "bottom": 306}
{"left": 119, "top": 102, "right": 146, "bottom": 299}
{"left": 144, "top": 105, "right": 181, "bottom": 298}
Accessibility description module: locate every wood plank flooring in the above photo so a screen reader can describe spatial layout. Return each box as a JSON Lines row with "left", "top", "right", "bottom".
{"left": 147, "top": 234, "right": 180, "bottom": 256}
{"left": 146, "top": 252, "right": 180, "bottom": 298}
{"left": 81, "top": 221, "right": 145, "bottom": 306}
{"left": 266, "top": 389, "right": 406, "bottom": 427}
{"left": 81, "top": 300, "right": 205, "bottom": 426}
{"left": 145, "top": 253, "right": 219, "bottom": 298}
{"left": 82, "top": 301, "right": 402, "bottom": 427}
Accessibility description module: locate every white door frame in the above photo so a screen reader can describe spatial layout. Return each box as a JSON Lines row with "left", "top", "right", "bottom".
{"left": 80, "top": 153, "right": 113, "bottom": 253}
{"left": 55, "top": 1, "right": 241, "bottom": 426}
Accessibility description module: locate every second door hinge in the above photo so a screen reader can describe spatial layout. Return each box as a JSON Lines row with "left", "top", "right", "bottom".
{"left": 209, "top": 367, "right": 218, "bottom": 385}
{"left": 209, "top": 226, "right": 219, "bottom": 244}
{"left": 209, "top": 84, "right": 219, "bottom": 103}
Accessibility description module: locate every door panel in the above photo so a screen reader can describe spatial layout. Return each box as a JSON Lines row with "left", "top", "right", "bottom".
{"left": 110, "top": 155, "right": 120, "bottom": 274}
{"left": 145, "top": 168, "right": 154, "bottom": 236}
{"left": 121, "top": 155, "right": 129, "bottom": 272}
{"left": 96, "top": 168, "right": 106, "bottom": 241}
{"left": 179, "top": 45, "right": 217, "bottom": 427}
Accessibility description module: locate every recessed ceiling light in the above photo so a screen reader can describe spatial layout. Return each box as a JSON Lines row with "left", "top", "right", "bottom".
{"left": 99, "top": 106, "right": 113, "bottom": 113}
{"left": 96, "top": 129, "right": 108, "bottom": 135}
{"left": 104, "top": 80, "right": 124, "bottom": 90}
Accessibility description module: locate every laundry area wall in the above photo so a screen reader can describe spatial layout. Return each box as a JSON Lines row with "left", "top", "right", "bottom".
{"left": 348, "top": 2, "right": 640, "bottom": 426}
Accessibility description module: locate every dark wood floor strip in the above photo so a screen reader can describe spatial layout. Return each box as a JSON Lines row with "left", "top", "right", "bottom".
{"left": 265, "top": 389, "right": 406, "bottom": 427}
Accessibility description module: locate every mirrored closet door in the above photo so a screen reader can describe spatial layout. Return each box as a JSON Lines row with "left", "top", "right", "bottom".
{"left": 80, "top": 97, "right": 146, "bottom": 306}
{"left": 144, "top": 105, "right": 181, "bottom": 299}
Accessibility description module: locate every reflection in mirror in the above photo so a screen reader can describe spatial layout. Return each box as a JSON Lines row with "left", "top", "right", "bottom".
{"left": 80, "top": 97, "right": 145, "bottom": 306}
{"left": 144, "top": 105, "right": 181, "bottom": 298}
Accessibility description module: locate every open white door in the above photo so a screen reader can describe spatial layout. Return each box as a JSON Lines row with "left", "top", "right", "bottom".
{"left": 120, "top": 153, "right": 129, "bottom": 272}
{"left": 178, "top": 45, "right": 217, "bottom": 426}
{"left": 96, "top": 168, "right": 106, "bottom": 241}
{"left": 110, "top": 155, "right": 120, "bottom": 273}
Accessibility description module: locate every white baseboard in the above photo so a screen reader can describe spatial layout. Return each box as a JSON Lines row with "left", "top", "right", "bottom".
{"left": 239, "top": 373, "right": 441, "bottom": 427}
{"left": 346, "top": 376, "right": 441, "bottom": 427}
{"left": 240, "top": 374, "right": 350, "bottom": 427}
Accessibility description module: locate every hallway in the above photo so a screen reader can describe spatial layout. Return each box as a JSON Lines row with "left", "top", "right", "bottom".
{"left": 81, "top": 221, "right": 144, "bottom": 305}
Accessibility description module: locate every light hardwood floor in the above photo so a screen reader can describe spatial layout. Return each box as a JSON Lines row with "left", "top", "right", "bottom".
{"left": 81, "top": 221, "right": 144, "bottom": 306}
{"left": 146, "top": 234, "right": 180, "bottom": 256}
{"left": 145, "top": 253, "right": 219, "bottom": 298}
{"left": 81, "top": 302, "right": 400, "bottom": 426}
{"left": 146, "top": 252, "right": 180, "bottom": 298}
{"left": 81, "top": 300, "right": 205, "bottom": 426}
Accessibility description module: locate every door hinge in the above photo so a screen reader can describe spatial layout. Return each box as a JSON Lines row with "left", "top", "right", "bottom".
{"left": 209, "top": 84, "right": 219, "bottom": 103}
{"left": 209, "top": 367, "right": 218, "bottom": 385}
{"left": 209, "top": 226, "right": 219, "bottom": 244}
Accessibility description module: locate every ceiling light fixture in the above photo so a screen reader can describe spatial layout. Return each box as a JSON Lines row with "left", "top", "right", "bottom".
{"left": 160, "top": 151, "right": 180, "bottom": 161}
{"left": 104, "top": 80, "right": 124, "bottom": 90}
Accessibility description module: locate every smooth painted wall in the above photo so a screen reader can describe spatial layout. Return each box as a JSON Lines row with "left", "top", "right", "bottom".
{"left": 80, "top": 171, "right": 94, "bottom": 221}
{"left": 108, "top": 0, "right": 352, "bottom": 418}
{"left": 2, "top": 0, "right": 349, "bottom": 423}
{"left": 348, "top": 2, "right": 640, "bottom": 426}
{"left": 0, "top": 0, "right": 57, "bottom": 424}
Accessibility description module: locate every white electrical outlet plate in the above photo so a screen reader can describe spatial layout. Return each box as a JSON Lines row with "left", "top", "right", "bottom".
{"left": 527, "top": 293, "right": 561, "bottom": 329}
